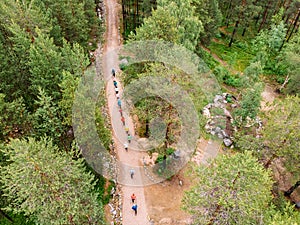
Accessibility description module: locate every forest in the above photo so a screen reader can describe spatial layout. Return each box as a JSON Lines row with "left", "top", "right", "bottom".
{"left": 0, "top": 0, "right": 299, "bottom": 224}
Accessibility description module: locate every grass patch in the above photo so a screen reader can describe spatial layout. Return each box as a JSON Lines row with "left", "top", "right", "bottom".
{"left": 208, "top": 40, "right": 254, "bottom": 72}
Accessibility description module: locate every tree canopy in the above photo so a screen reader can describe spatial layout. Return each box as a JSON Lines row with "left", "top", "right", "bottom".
{"left": 183, "top": 151, "right": 273, "bottom": 225}
{"left": 0, "top": 138, "right": 104, "bottom": 225}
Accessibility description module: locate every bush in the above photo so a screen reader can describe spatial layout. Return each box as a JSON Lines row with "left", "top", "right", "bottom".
{"left": 155, "top": 147, "right": 175, "bottom": 164}
{"left": 213, "top": 65, "right": 230, "bottom": 82}
{"left": 223, "top": 73, "right": 242, "bottom": 87}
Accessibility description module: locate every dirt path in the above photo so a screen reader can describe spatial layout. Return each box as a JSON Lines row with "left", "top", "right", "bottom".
{"left": 102, "top": 0, "right": 150, "bottom": 224}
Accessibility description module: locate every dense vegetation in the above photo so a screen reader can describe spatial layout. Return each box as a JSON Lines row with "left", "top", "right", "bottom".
{"left": 121, "top": 0, "right": 300, "bottom": 224}
{"left": 0, "top": 0, "right": 111, "bottom": 224}
{"left": 0, "top": 0, "right": 299, "bottom": 224}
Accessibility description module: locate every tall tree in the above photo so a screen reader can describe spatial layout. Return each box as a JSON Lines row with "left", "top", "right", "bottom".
{"left": 183, "top": 151, "right": 273, "bottom": 225}
{"left": 262, "top": 96, "right": 300, "bottom": 181}
{"left": 28, "top": 29, "right": 62, "bottom": 100}
{"left": 0, "top": 138, "right": 104, "bottom": 225}
{"left": 41, "top": 0, "right": 93, "bottom": 48}
{"left": 192, "top": 0, "right": 222, "bottom": 46}
{"left": 233, "top": 82, "right": 263, "bottom": 127}
{"left": 0, "top": 22, "right": 32, "bottom": 102}
{"left": 279, "top": 27, "right": 300, "bottom": 94}
{"left": 32, "top": 88, "right": 63, "bottom": 145}
{"left": 0, "top": 94, "right": 31, "bottom": 141}
{"left": 131, "top": 0, "right": 203, "bottom": 51}
{"left": 228, "top": 0, "right": 261, "bottom": 47}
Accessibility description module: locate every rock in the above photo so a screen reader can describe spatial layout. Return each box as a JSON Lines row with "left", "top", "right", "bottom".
{"left": 205, "top": 124, "right": 212, "bottom": 131}
{"left": 215, "top": 127, "right": 221, "bottom": 133}
{"left": 110, "top": 187, "right": 115, "bottom": 195}
{"left": 119, "top": 58, "right": 128, "bottom": 67}
{"left": 217, "top": 132, "right": 224, "bottom": 139}
{"left": 223, "top": 138, "right": 233, "bottom": 147}
{"left": 223, "top": 108, "right": 232, "bottom": 118}
{"left": 221, "top": 130, "right": 228, "bottom": 138}
{"left": 173, "top": 149, "right": 181, "bottom": 159}
{"left": 202, "top": 108, "right": 211, "bottom": 118}
{"left": 214, "top": 95, "right": 224, "bottom": 104}
{"left": 231, "top": 104, "right": 237, "bottom": 108}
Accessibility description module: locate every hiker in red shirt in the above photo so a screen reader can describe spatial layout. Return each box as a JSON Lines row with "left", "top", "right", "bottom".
{"left": 131, "top": 193, "right": 136, "bottom": 203}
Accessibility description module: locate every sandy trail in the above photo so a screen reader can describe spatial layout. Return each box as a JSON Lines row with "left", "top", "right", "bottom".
{"left": 102, "top": 0, "right": 150, "bottom": 224}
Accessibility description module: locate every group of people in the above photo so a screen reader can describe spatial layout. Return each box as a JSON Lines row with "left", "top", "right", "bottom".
{"left": 131, "top": 193, "right": 138, "bottom": 215}
{"left": 112, "top": 69, "right": 133, "bottom": 151}
{"left": 112, "top": 69, "right": 138, "bottom": 216}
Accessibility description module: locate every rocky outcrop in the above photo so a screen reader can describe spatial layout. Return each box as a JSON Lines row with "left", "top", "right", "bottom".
{"left": 203, "top": 93, "right": 236, "bottom": 147}
{"left": 203, "top": 93, "right": 263, "bottom": 147}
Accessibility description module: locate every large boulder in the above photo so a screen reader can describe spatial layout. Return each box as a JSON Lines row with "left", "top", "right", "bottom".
{"left": 223, "top": 138, "right": 233, "bottom": 147}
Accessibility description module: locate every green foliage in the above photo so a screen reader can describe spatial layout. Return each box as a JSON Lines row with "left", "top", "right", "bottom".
{"left": 183, "top": 151, "right": 273, "bottom": 225}
{"left": 252, "top": 21, "right": 287, "bottom": 81}
{"left": 0, "top": 137, "right": 105, "bottom": 225}
{"left": 0, "top": 94, "right": 31, "bottom": 141}
{"left": 264, "top": 198, "right": 300, "bottom": 225}
{"left": 28, "top": 29, "right": 62, "bottom": 100}
{"left": 213, "top": 65, "right": 242, "bottom": 87}
{"left": 192, "top": 0, "right": 222, "bottom": 46}
{"left": 0, "top": 22, "right": 32, "bottom": 102}
{"left": 0, "top": 0, "right": 51, "bottom": 36}
{"left": 59, "top": 71, "right": 80, "bottom": 126}
{"left": 280, "top": 32, "right": 300, "bottom": 95}
{"left": 131, "top": 0, "right": 203, "bottom": 51}
{"left": 32, "top": 88, "right": 63, "bottom": 144}
{"left": 155, "top": 147, "right": 175, "bottom": 163}
{"left": 0, "top": 212, "right": 35, "bottom": 225}
{"left": 233, "top": 83, "right": 263, "bottom": 127}
{"left": 208, "top": 40, "right": 254, "bottom": 71}
{"left": 195, "top": 47, "right": 220, "bottom": 70}
{"left": 40, "top": 0, "right": 95, "bottom": 49}
{"left": 262, "top": 96, "right": 300, "bottom": 180}
{"left": 95, "top": 93, "right": 112, "bottom": 151}
{"left": 240, "top": 61, "right": 263, "bottom": 87}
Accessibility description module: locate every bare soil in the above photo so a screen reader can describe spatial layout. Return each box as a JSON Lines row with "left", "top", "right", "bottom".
{"left": 144, "top": 167, "right": 193, "bottom": 225}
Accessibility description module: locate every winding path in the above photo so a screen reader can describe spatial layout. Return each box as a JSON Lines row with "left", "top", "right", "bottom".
{"left": 102, "top": 0, "right": 149, "bottom": 224}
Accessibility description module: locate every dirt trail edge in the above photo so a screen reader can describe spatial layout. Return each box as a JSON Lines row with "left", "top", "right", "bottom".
{"left": 102, "top": 0, "right": 150, "bottom": 224}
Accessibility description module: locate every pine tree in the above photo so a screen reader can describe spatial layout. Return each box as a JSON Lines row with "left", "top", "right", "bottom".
{"left": 263, "top": 96, "right": 300, "bottom": 181}
{"left": 192, "top": 0, "right": 222, "bottom": 46}
{"left": 32, "top": 88, "right": 63, "bottom": 144}
{"left": 131, "top": 0, "right": 203, "bottom": 51}
{"left": 0, "top": 137, "right": 105, "bottom": 225}
{"left": 28, "top": 29, "right": 62, "bottom": 100}
{"left": 183, "top": 151, "right": 273, "bottom": 225}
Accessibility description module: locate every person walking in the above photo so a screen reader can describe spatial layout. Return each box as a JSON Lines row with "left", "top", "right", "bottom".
{"left": 121, "top": 116, "right": 125, "bottom": 126}
{"left": 130, "top": 168, "right": 135, "bottom": 179}
{"left": 124, "top": 142, "right": 128, "bottom": 151}
{"left": 113, "top": 80, "right": 118, "bottom": 88}
{"left": 127, "top": 133, "right": 132, "bottom": 143}
{"left": 112, "top": 68, "right": 116, "bottom": 77}
{"left": 132, "top": 204, "right": 137, "bottom": 216}
{"left": 116, "top": 93, "right": 120, "bottom": 99}
{"left": 131, "top": 193, "right": 136, "bottom": 203}
{"left": 124, "top": 126, "right": 129, "bottom": 134}
{"left": 115, "top": 87, "right": 119, "bottom": 94}
{"left": 119, "top": 108, "right": 123, "bottom": 116}
{"left": 117, "top": 99, "right": 121, "bottom": 108}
